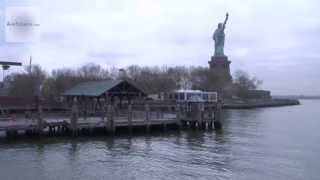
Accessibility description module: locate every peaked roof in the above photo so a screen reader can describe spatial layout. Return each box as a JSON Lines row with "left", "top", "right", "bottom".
{"left": 62, "top": 80, "right": 123, "bottom": 97}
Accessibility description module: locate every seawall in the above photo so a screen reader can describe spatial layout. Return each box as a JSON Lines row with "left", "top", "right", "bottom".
{"left": 223, "top": 98, "right": 300, "bottom": 109}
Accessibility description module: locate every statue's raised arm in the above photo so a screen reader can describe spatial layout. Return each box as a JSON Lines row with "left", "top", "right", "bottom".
{"left": 223, "top": 13, "right": 229, "bottom": 30}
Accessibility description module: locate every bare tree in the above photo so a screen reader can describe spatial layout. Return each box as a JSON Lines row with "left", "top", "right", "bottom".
{"left": 7, "top": 65, "right": 47, "bottom": 101}
{"left": 233, "top": 70, "right": 263, "bottom": 98}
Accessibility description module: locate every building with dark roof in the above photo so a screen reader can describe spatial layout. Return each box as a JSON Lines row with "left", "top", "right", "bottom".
{"left": 62, "top": 80, "right": 146, "bottom": 113}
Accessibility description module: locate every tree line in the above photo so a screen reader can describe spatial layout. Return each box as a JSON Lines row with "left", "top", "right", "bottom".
{"left": 4, "top": 63, "right": 262, "bottom": 102}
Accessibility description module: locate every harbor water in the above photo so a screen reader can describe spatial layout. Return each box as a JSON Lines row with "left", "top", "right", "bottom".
{"left": 0, "top": 100, "right": 319, "bottom": 180}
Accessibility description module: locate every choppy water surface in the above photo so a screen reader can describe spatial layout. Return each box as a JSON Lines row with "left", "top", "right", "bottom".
{"left": 0, "top": 100, "right": 319, "bottom": 180}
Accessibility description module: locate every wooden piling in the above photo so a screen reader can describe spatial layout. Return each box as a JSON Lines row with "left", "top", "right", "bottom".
{"left": 107, "top": 104, "right": 115, "bottom": 133}
{"left": 163, "top": 122, "right": 167, "bottom": 131}
{"left": 199, "top": 103, "right": 206, "bottom": 130}
{"left": 208, "top": 104, "right": 214, "bottom": 130}
{"left": 176, "top": 103, "right": 182, "bottom": 129}
{"left": 37, "top": 100, "right": 44, "bottom": 135}
{"left": 214, "top": 100, "right": 222, "bottom": 130}
{"left": 127, "top": 103, "right": 132, "bottom": 133}
{"left": 193, "top": 103, "right": 203, "bottom": 130}
{"left": 6, "top": 130, "right": 17, "bottom": 138}
{"left": 70, "top": 98, "right": 79, "bottom": 135}
{"left": 145, "top": 103, "right": 150, "bottom": 132}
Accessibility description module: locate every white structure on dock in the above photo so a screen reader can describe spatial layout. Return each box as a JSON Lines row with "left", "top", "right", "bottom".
{"left": 149, "top": 90, "right": 218, "bottom": 103}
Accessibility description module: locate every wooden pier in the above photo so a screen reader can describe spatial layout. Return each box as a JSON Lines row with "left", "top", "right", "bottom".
{"left": 0, "top": 102, "right": 223, "bottom": 138}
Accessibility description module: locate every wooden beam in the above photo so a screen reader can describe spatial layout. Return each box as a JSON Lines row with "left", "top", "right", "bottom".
{"left": 0, "top": 61, "right": 22, "bottom": 66}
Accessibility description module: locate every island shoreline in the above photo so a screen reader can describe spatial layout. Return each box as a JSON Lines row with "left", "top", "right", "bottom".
{"left": 223, "top": 99, "right": 300, "bottom": 109}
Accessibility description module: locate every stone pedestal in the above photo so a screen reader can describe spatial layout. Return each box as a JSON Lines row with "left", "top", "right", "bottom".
{"left": 208, "top": 56, "right": 232, "bottom": 82}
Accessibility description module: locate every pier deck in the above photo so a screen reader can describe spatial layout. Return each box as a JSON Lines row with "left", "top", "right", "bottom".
{"left": 0, "top": 102, "right": 222, "bottom": 137}
{"left": 0, "top": 113, "right": 179, "bottom": 130}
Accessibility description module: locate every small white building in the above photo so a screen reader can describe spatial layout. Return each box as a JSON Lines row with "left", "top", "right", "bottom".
{"left": 149, "top": 90, "right": 218, "bottom": 103}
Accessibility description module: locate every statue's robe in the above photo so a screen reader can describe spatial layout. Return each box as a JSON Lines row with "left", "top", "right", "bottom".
{"left": 213, "top": 28, "right": 225, "bottom": 57}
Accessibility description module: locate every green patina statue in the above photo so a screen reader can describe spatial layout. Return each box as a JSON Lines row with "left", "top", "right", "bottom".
{"left": 213, "top": 13, "right": 229, "bottom": 57}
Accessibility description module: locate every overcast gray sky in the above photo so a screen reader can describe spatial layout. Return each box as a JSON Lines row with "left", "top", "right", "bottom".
{"left": 0, "top": 0, "right": 320, "bottom": 95}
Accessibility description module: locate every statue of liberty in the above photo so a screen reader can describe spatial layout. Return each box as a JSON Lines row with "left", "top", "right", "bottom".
{"left": 213, "top": 13, "right": 229, "bottom": 57}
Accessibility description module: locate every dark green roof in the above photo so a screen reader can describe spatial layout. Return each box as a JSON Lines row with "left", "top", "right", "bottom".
{"left": 62, "top": 80, "right": 122, "bottom": 97}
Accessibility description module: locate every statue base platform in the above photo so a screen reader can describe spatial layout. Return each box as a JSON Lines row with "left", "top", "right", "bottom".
{"left": 208, "top": 56, "right": 232, "bottom": 82}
